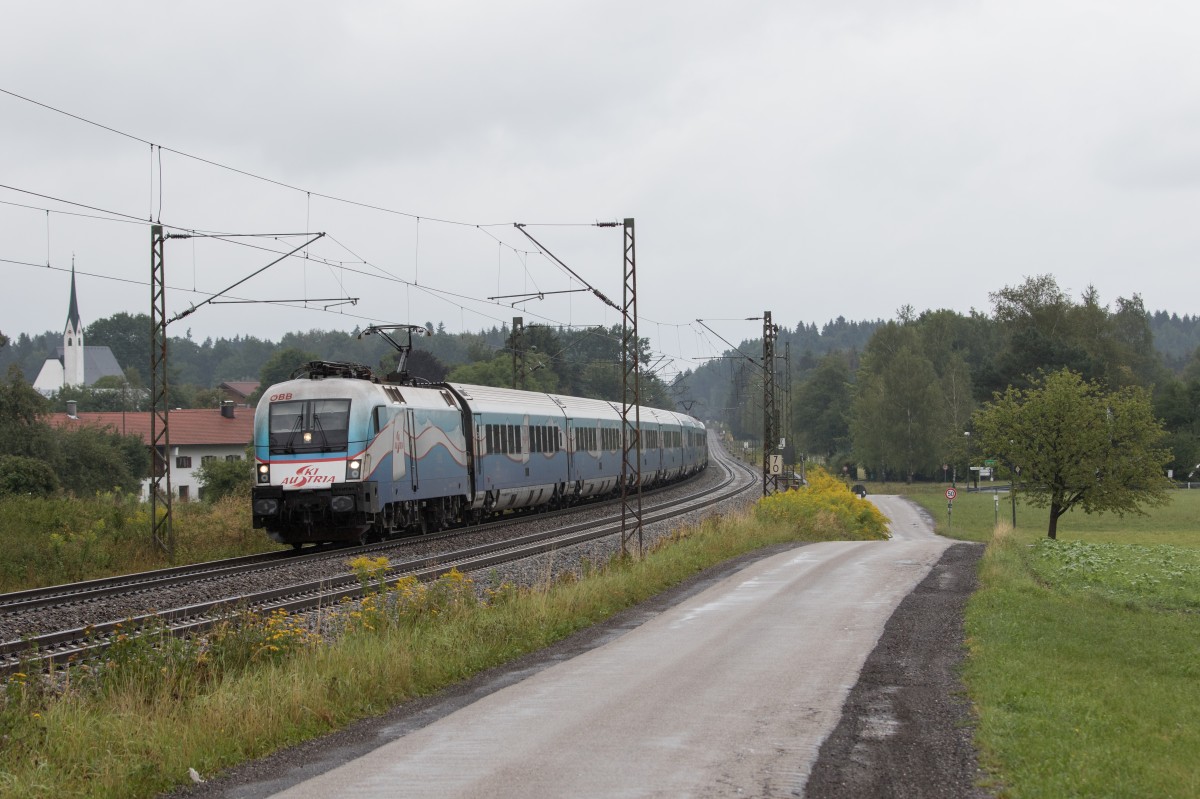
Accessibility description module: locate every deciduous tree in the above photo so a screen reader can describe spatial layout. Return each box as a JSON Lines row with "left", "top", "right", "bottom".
{"left": 793, "top": 352, "right": 851, "bottom": 460}
{"left": 974, "top": 369, "right": 1172, "bottom": 538}
{"left": 851, "top": 324, "right": 940, "bottom": 481}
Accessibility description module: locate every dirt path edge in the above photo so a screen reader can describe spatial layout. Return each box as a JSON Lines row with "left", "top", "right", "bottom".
{"left": 803, "top": 540, "right": 992, "bottom": 798}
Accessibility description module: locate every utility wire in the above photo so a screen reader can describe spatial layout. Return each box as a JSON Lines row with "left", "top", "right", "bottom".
{"left": 2, "top": 88, "right": 707, "bottom": 369}
{"left": 0, "top": 87, "right": 601, "bottom": 230}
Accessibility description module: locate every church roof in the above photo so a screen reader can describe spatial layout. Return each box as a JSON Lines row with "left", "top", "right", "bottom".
{"left": 53, "top": 345, "right": 124, "bottom": 386}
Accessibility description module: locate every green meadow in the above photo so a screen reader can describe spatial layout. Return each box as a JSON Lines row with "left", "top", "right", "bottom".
{"left": 900, "top": 483, "right": 1200, "bottom": 797}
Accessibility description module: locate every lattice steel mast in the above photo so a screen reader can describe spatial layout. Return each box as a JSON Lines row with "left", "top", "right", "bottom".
{"left": 619, "top": 218, "right": 643, "bottom": 556}
{"left": 762, "top": 311, "right": 779, "bottom": 496}
{"left": 149, "top": 225, "right": 173, "bottom": 559}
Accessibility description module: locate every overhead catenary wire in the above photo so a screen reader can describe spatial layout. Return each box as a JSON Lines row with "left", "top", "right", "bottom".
{"left": 1, "top": 87, "right": 714, "bottom": 374}
{"left": 0, "top": 87, "right": 600, "bottom": 230}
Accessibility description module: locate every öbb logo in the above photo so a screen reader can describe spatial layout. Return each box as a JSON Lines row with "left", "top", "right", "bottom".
{"left": 269, "top": 392, "right": 293, "bottom": 402}
{"left": 282, "top": 464, "right": 335, "bottom": 488}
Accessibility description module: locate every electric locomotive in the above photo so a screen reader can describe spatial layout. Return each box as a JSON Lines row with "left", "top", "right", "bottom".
{"left": 252, "top": 350, "right": 707, "bottom": 547}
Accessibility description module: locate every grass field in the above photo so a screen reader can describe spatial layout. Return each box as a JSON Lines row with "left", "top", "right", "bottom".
{"left": 884, "top": 480, "right": 1200, "bottom": 547}
{"left": 0, "top": 493, "right": 279, "bottom": 593}
{"left": 896, "top": 482, "right": 1200, "bottom": 798}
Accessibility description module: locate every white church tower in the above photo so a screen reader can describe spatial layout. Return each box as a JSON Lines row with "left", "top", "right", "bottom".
{"left": 34, "top": 263, "right": 125, "bottom": 396}
{"left": 62, "top": 264, "right": 86, "bottom": 387}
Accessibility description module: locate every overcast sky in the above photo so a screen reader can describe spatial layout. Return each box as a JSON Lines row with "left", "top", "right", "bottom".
{"left": 3, "top": 1, "right": 1198, "bottom": 380}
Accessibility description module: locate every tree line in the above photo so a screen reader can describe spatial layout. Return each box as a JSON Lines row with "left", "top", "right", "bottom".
{"left": 697, "top": 275, "right": 1198, "bottom": 483}
{"left": 2, "top": 273, "right": 1197, "bottom": 524}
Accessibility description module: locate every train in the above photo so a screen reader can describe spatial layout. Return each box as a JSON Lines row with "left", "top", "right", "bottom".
{"left": 251, "top": 360, "right": 708, "bottom": 546}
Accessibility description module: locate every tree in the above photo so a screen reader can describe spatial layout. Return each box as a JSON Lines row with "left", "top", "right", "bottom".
{"left": 974, "top": 369, "right": 1173, "bottom": 538}
{"left": 52, "top": 424, "right": 148, "bottom": 495}
{"left": 197, "top": 453, "right": 253, "bottom": 501}
{"left": 86, "top": 312, "right": 150, "bottom": 375}
{"left": 249, "top": 347, "right": 320, "bottom": 405}
{"left": 382, "top": 349, "right": 448, "bottom": 383}
{"left": 0, "top": 454, "right": 60, "bottom": 497}
{"left": 446, "top": 353, "right": 559, "bottom": 392}
{"left": 851, "top": 324, "right": 941, "bottom": 481}
{"left": 792, "top": 352, "right": 851, "bottom": 459}
{"left": 0, "top": 364, "right": 53, "bottom": 457}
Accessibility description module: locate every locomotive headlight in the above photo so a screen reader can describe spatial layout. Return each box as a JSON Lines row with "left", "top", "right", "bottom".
{"left": 303, "top": 432, "right": 313, "bottom": 444}
{"left": 257, "top": 463, "right": 270, "bottom": 484}
{"left": 346, "top": 459, "right": 362, "bottom": 480}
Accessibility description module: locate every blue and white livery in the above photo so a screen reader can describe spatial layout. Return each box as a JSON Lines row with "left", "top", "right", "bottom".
{"left": 251, "top": 362, "right": 707, "bottom": 546}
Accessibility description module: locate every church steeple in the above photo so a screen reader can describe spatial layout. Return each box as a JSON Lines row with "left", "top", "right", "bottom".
{"left": 66, "top": 261, "right": 82, "bottom": 331}
{"left": 63, "top": 259, "right": 86, "bottom": 387}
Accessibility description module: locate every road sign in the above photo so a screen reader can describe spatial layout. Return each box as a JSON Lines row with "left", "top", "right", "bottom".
{"left": 945, "top": 487, "right": 957, "bottom": 500}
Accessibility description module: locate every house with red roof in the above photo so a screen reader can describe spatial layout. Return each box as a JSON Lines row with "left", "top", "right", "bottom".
{"left": 219, "top": 380, "right": 260, "bottom": 407}
{"left": 49, "top": 402, "right": 255, "bottom": 501}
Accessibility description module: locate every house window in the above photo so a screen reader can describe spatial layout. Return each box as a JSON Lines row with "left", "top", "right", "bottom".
{"left": 178, "top": 485, "right": 189, "bottom": 500}
{"left": 225, "top": 454, "right": 241, "bottom": 462}
{"left": 176, "top": 456, "right": 192, "bottom": 468}
{"left": 201, "top": 455, "right": 217, "bottom": 464}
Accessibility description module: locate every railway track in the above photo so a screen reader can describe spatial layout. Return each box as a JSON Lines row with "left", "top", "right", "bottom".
{"left": 2, "top": 443, "right": 756, "bottom": 675}
{"left": 0, "top": 459, "right": 722, "bottom": 621}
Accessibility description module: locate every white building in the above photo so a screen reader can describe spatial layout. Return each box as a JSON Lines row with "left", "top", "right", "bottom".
{"left": 33, "top": 265, "right": 124, "bottom": 396}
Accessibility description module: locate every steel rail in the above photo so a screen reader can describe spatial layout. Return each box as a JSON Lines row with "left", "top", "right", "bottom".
{"left": 2, "top": 449, "right": 749, "bottom": 676}
{"left": 0, "top": 468, "right": 707, "bottom": 617}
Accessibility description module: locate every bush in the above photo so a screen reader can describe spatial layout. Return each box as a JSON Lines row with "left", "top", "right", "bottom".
{"left": 0, "top": 454, "right": 60, "bottom": 497}
{"left": 196, "top": 453, "right": 253, "bottom": 502}
{"left": 754, "top": 466, "right": 890, "bottom": 540}
{"left": 53, "top": 424, "right": 147, "bottom": 496}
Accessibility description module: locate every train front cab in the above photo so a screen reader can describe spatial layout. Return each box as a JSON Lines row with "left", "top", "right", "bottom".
{"left": 252, "top": 379, "right": 382, "bottom": 545}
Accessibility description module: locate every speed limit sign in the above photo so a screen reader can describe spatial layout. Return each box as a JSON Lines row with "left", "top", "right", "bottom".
{"left": 945, "top": 487, "right": 957, "bottom": 500}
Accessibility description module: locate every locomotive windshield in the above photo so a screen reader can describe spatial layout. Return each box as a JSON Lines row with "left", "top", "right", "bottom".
{"left": 268, "top": 399, "right": 351, "bottom": 454}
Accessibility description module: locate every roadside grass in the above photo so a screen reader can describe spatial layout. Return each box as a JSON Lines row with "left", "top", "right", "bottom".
{"left": 0, "top": 475, "right": 886, "bottom": 798}
{"left": 963, "top": 527, "right": 1200, "bottom": 798}
{"left": 0, "top": 493, "right": 280, "bottom": 593}
{"left": 884, "top": 481, "right": 1200, "bottom": 797}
